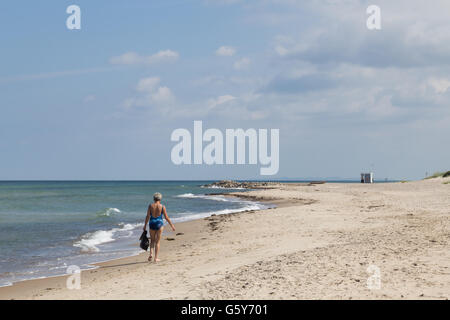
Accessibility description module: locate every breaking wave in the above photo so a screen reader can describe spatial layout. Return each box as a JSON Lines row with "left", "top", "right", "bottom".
{"left": 96, "top": 207, "right": 122, "bottom": 217}
{"left": 73, "top": 223, "right": 139, "bottom": 253}
{"left": 176, "top": 193, "right": 235, "bottom": 202}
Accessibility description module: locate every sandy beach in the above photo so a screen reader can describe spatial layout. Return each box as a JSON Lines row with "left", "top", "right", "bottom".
{"left": 1, "top": 177, "right": 449, "bottom": 300}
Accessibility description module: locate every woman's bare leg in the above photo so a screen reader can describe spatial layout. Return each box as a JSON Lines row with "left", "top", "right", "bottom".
{"left": 154, "top": 227, "right": 164, "bottom": 262}
{"left": 149, "top": 229, "right": 156, "bottom": 261}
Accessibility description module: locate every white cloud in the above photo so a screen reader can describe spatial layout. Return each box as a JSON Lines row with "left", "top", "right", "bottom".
{"left": 110, "top": 50, "right": 179, "bottom": 65}
{"left": 136, "top": 77, "right": 161, "bottom": 92}
{"left": 215, "top": 46, "right": 236, "bottom": 56}
{"left": 122, "top": 77, "right": 175, "bottom": 112}
{"left": 429, "top": 78, "right": 450, "bottom": 94}
{"left": 149, "top": 50, "right": 179, "bottom": 62}
{"left": 233, "top": 57, "right": 251, "bottom": 70}
{"left": 274, "top": 45, "right": 289, "bottom": 57}
{"left": 207, "top": 94, "right": 236, "bottom": 109}
{"left": 110, "top": 52, "right": 141, "bottom": 65}
{"left": 119, "top": 1, "right": 450, "bottom": 127}
{"left": 151, "top": 86, "right": 175, "bottom": 104}
{"left": 268, "top": 2, "right": 450, "bottom": 69}
{"left": 123, "top": 97, "right": 137, "bottom": 110}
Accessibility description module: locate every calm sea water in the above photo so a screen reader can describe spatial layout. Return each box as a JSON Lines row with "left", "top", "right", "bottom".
{"left": 0, "top": 181, "right": 272, "bottom": 287}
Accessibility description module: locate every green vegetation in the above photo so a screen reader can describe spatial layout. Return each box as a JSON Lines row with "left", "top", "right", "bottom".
{"left": 425, "top": 171, "right": 450, "bottom": 179}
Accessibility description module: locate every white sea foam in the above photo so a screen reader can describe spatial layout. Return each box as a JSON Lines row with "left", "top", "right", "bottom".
{"left": 174, "top": 192, "right": 273, "bottom": 222}
{"left": 73, "top": 222, "right": 139, "bottom": 253}
{"left": 97, "top": 207, "right": 121, "bottom": 217}
{"left": 0, "top": 282, "right": 12, "bottom": 288}
{"left": 176, "top": 193, "right": 236, "bottom": 202}
{"left": 176, "top": 193, "right": 196, "bottom": 198}
{"left": 74, "top": 230, "right": 115, "bottom": 253}
{"left": 118, "top": 222, "right": 139, "bottom": 231}
{"left": 171, "top": 202, "right": 270, "bottom": 223}
{"left": 117, "top": 223, "right": 140, "bottom": 237}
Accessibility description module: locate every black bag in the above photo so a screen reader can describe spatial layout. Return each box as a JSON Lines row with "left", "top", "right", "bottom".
{"left": 139, "top": 230, "right": 149, "bottom": 251}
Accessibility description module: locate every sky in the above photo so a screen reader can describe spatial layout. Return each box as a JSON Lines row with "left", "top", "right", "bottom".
{"left": 0, "top": 0, "right": 449, "bottom": 180}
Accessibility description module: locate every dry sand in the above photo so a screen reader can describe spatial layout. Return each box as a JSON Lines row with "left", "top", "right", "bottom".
{"left": 1, "top": 178, "right": 449, "bottom": 300}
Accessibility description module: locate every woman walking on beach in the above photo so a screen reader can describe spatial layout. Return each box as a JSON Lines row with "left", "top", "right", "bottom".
{"left": 143, "top": 193, "right": 176, "bottom": 262}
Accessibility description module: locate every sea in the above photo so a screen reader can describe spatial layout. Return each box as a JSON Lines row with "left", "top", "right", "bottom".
{"left": 0, "top": 180, "right": 274, "bottom": 287}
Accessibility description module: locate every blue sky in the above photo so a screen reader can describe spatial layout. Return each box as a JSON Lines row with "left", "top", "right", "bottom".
{"left": 1, "top": 0, "right": 449, "bottom": 180}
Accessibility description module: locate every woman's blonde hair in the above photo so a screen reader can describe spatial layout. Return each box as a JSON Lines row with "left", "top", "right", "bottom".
{"left": 153, "top": 192, "right": 162, "bottom": 201}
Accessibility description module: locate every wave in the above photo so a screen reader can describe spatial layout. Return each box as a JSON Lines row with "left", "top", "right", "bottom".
{"left": 74, "top": 230, "right": 115, "bottom": 253}
{"left": 174, "top": 192, "right": 274, "bottom": 222}
{"left": 73, "top": 222, "right": 139, "bottom": 253}
{"left": 176, "top": 193, "right": 195, "bottom": 198}
{"left": 96, "top": 207, "right": 121, "bottom": 217}
{"left": 0, "top": 282, "right": 12, "bottom": 288}
{"left": 171, "top": 202, "right": 271, "bottom": 223}
{"left": 176, "top": 193, "right": 236, "bottom": 202}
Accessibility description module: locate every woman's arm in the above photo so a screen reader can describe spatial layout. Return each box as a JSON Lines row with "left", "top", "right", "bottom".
{"left": 162, "top": 206, "right": 176, "bottom": 231}
{"left": 143, "top": 205, "right": 151, "bottom": 230}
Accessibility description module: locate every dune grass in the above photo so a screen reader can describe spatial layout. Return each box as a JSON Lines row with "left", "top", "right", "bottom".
{"left": 425, "top": 171, "right": 450, "bottom": 179}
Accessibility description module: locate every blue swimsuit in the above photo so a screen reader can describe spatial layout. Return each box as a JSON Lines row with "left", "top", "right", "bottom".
{"left": 149, "top": 205, "right": 164, "bottom": 230}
